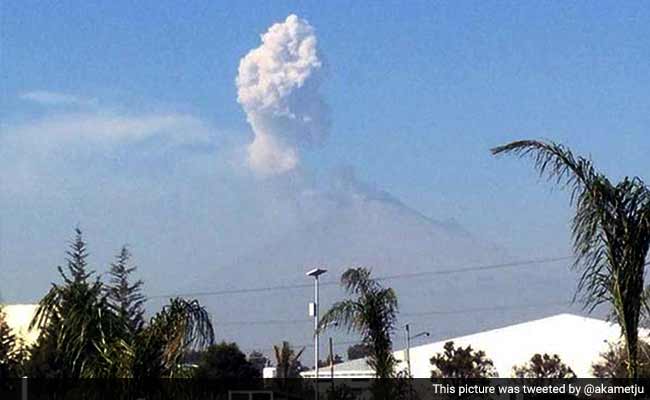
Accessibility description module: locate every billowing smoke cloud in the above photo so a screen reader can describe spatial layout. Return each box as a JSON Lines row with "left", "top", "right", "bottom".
{"left": 236, "top": 14, "right": 329, "bottom": 176}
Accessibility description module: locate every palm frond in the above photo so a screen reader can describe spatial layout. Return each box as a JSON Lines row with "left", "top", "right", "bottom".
{"left": 341, "top": 268, "right": 377, "bottom": 295}
{"left": 492, "top": 139, "right": 650, "bottom": 378}
{"left": 30, "top": 285, "right": 61, "bottom": 331}
{"left": 491, "top": 140, "right": 601, "bottom": 194}
{"left": 318, "top": 300, "right": 362, "bottom": 334}
{"left": 146, "top": 298, "right": 215, "bottom": 375}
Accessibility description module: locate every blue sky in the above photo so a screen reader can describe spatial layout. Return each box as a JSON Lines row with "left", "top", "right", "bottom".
{"left": 1, "top": 2, "right": 649, "bottom": 313}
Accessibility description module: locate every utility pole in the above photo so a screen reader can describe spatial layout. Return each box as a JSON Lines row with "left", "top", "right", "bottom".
{"left": 329, "top": 337, "right": 335, "bottom": 393}
{"left": 404, "top": 324, "right": 430, "bottom": 377}
{"left": 405, "top": 323, "right": 411, "bottom": 376}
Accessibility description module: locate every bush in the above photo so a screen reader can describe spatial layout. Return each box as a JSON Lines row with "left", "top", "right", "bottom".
{"left": 513, "top": 353, "right": 576, "bottom": 378}
{"left": 592, "top": 341, "right": 650, "bottom": 378}
{"left": 430, "top": 341, "right": 498, "bottom": 378}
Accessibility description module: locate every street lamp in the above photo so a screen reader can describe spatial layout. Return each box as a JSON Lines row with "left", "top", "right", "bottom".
{"left": 306, "top": 268, "right": 327, "bottom": 382}
{"left": 404, "top": 324, "right": 430, "bottom": 377}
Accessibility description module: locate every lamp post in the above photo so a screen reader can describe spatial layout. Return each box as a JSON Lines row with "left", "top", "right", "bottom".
{"left": 404, "top": 324, "right": 430, "bottom": 377}
{"left": 307, "top": 268, "right": 327, "bottom": 395}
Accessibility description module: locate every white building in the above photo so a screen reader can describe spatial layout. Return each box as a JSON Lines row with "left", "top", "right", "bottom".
{"left": 302, "top": 313, "right": 635, "bottom": 378}
{"left": 2, "top": 304, "right": 40, "bottom": 347}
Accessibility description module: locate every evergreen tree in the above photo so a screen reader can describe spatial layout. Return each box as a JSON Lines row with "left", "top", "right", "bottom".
{"left": 66, "top": 228, "right": 92, "bottom": 283}
{"left": 29, "top": 229, "right": 215, "bottom": 378}
{"left": 0, "top": 306, "right": 18, "bottom": 378}
{"left": 0, "top": 306, "right": 27, "bottom": 379}
{"left": 29, "top": 229, "right": 114, "bottom": 378}
{"left": 106, "top": 246, "right": 145, "bottom": 335}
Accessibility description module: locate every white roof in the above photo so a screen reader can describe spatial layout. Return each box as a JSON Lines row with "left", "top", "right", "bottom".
{"left": 303, "top": 313, "right": 632, "bottom": 378}
{"left": 2, "top": 304, "right": 40, "bottom": 347}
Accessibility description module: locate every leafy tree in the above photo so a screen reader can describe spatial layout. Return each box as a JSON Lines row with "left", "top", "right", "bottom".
{"left": 319, "top": 268, "right": 399, "bottom": 378}
{"left": 248, "top": 350, "right": 270, "bottom": 375}
{"left": 194, "top": 342, "right": 260, "bottom": 379}
{"left": 106, "top": 246, "right": 145, "bottom": 337}
{"left": 318, "top": 353, "right": 344, "bottom": 368}
{"left": 347, "top": 343, "right": 371, "bottom": 361}
{"left": 513, "top": 353, "right": 576, "bottom": 378}
{"left": 430, "top": 341, "right": 498, "bottom": 378}
{"left": 492, "top": 140, "right": 650, "bottom": 378}
{"left": 592, "top": 341, "right": 650, "bottom": 378}
{"left": 273, "top": 341, "right": 305, "bottom": 378}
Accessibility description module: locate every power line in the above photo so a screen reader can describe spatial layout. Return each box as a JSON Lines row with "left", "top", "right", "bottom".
{"left": 375, "top": 256, "right": 573, "bottom": 282}
{"left": 239, "top": 338, "right": 365, "bottom": 353}
{"left": 150, "top": 255, "right": 574, "bottom": 299}
{"left": 238, "top": 319, "right": 560, "bottom": 353}
{"left": 216, "top": 299, "right": 573, "bottom": 326}
{"left": 229, "top": 301, "right": 579, "bottom": 353}
{"left": 149, "top": 282, "right": 318, "bottom": 299}
{"left": 400, "top": 300, "right": 572, "bottom": 317}
{"left": 172, "top": 258, "right": 650, "bottom": 354}
{"left": 219, "top": 318, "right": 311, "bottom": 326}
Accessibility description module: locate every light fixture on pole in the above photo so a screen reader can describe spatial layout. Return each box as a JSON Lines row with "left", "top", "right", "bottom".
{"left": 307, "top": 268, "right": 327, "bottom": 383}
{"left": 404, "top": 324, "right": 430, "bottom": 377}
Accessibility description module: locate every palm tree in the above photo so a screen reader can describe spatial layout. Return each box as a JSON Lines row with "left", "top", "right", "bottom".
{"left": 319, "top": 268, "right": 399, "bottom": 378}
{"left": 29, "top": 229, "right": 215, "bottom": 378}
{"left": 272, "top": 340, "right": 305, "bottom": 379}
{"left": 492, "top": 139, "right": 650, "bottom": 378}
{"left": 131, "top": 298, "right": 214, "bottom": 378}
